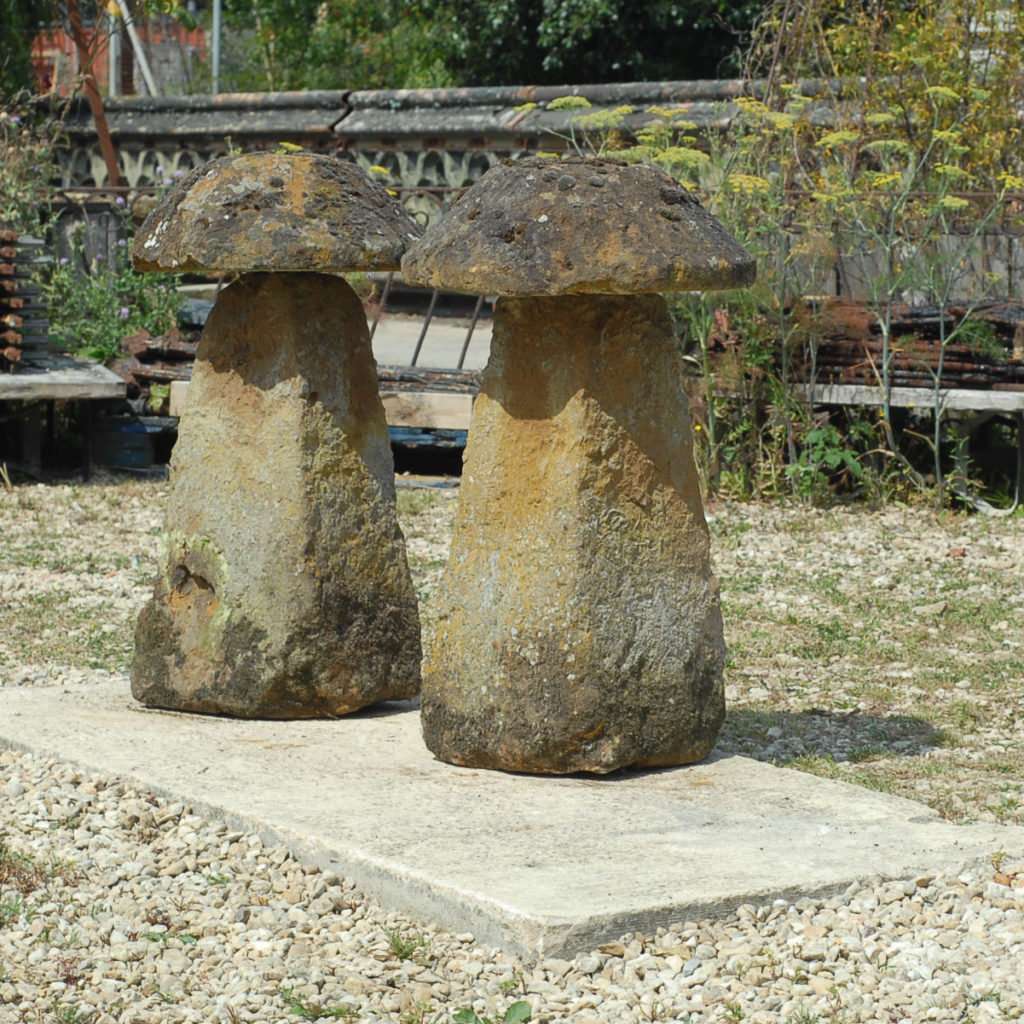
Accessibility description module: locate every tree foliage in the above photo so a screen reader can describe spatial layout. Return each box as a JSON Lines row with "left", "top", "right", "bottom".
{"left": 207, "top": 0, "right": 759, "bottom": 91}
{"left": 0, "top": 0, "right": 56, "bottom": 98}
{"left": 215, "top": 0, "right": 455, "bottom": 91}
{"left": 422, "top": 0, "right": 759, "bottom": 86}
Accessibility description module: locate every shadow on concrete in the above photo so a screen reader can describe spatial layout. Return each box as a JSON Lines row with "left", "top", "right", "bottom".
{"left": 716, "top": 707, "right": 946, "bottom": 765}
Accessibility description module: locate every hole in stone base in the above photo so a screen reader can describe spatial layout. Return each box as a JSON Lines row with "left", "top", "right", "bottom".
{"left": 169, "top": 564, "right": 218, "bottom": 617}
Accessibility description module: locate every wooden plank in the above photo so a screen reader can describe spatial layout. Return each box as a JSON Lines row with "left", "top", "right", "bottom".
{"left": 170, "top": 380, "right": 475, "bottom": 430}
{"left": 380, "top": 390, "right": 474, "bottom": 430}
{"left": 168, "top": 380, "right": 190, "bottom": 417}
{"left": 805, "top": 384, "right": 1024, "bottom": 413}
{"left": 0, "top": 355, "right": 124, "bottom": 401}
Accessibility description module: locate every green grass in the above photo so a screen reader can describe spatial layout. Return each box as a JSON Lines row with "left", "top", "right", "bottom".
{"left": 709, "top": 502, "right": 1024, "bottom": 825}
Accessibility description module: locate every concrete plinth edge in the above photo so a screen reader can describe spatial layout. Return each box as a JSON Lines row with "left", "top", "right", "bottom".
{"left": 1, "top": 680, "right": 1021, "bottom": 960}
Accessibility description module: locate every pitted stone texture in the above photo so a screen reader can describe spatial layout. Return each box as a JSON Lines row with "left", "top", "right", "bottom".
{"left": 132, "top": 273, "right": 421, "bottom": 718}
{"left": 421, "top": 294, "right": 725, "bottom": 773}
{"left": 133, "top": 152, "right": 422, "bottom": 273}
{"left": 401, "top": 156, "right": 755, "bottom": 296}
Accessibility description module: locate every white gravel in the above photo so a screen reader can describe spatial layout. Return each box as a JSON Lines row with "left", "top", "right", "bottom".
{"left": 2, "top": 745, "right": 1023, "bottom": 1024}
{"left": 2, "top": 475, "right": 1024, "bottom": 1023}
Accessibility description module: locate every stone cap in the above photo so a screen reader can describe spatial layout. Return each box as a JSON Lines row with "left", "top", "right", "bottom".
{"left": 133, "top": 152, "right": 423, "bottom": 273}
{"left": 400, "top": 157, "right": 755, "bottom": 296}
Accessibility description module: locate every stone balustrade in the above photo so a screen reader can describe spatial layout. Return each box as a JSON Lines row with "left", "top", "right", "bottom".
{"left": 51, "top": 81, "right": 1024, "bottom": 300}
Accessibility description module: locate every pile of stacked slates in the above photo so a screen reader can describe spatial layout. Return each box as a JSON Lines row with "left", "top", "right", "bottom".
{"left": 0, "top": 230, "right": 51, "bottom": 372}
{"left": 793, "top": 299, "right": 1024, "bottom": 391}
{"left": 113, "top": 325, "right": 200, "bottom": 404}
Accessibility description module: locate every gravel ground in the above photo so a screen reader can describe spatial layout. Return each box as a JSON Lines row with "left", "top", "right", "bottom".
{"left": 1, "top": 474, "right": 1023, "bottom": 1024}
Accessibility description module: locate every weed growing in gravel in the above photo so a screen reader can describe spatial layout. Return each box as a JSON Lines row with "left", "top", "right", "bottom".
{"left": 0, "top": 892, "right": 26, "bottom": 926}
{"left": 0, "top": 836, "right": 78, "bottom": 900}
{"left": 784, "top": 1011, "right": 820, "bottom": 1024}
{"left": 452, "top": 1001, "right": 531, "bottom": 1024}
{"left": 385, "top": 926, "right": 429, "bottom": 961}
{"left": 45, "top": 1000, "right": 95, "bottom": 1024}
{"left": 400, "top": 1002, "right": 438, "bottom": 1024}
{"left": 279, "top": 986, "right": 356, "bottom": 1019}
{"left": 498, "top": 969, "right": 526, "bottom": 996}
{"left": 636, "top": 1000, "right": 674, "bottom": 1022}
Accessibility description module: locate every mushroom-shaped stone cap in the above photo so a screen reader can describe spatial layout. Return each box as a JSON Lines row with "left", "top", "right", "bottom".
{"left": 401, "top": 157, "right": 755, "bottom": 295}
{"left": 133, "top": 153, "right": 422, "bottom": 273}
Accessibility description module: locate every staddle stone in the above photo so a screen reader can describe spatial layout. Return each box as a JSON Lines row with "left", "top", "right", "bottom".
{"left": 421, "top": 294, "right": 726, "bottom": 773}
{"left": 133, "top": 152, "right": 419, "bottom": 274}
{"left": 401, "top": 156, "right": 754, "bottom": 295}
{"left": 132, "top": 273, "right": 421, "bottom": 717}
{"left": 404, "top": 156, "right": 751, "bottom": 772}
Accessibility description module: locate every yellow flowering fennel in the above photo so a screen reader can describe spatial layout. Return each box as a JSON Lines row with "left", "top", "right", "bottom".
{"left": 726, "top": 173, "right": 771, "bottom": 196}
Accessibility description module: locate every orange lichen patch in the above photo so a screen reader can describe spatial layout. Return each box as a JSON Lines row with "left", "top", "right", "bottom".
{"left": 167, "top": 565, "right": 220, "bottom": 620}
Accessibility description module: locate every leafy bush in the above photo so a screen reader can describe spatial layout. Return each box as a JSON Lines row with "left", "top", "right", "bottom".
{"left": 43, "top": 206, "right": 180, "bottom": 365}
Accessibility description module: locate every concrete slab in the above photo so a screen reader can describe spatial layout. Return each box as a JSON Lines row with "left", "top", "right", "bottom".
{"left": 1, "top": 680, "right": 1021, "bottom": 959}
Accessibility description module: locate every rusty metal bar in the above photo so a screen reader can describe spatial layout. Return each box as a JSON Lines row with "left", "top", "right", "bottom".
{"left": 410, "top": 288, "right": 440, "bottom": 367}
{"left": 457, "top": 294, "right": 486, "bottom": 370}
{"left": 368, "top": 271, "right": 394, "bottom": 342}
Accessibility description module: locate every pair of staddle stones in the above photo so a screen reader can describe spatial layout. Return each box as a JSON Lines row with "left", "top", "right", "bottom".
{"left": 131, "top": 152, "right": 754, "bottom": 775}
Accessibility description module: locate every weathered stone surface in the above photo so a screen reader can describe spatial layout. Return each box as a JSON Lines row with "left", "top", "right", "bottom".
{"left": 133, "top": 152, "right": 422, "bottom": 273}
{"left": 421, "top": 294, "right": 725, "bottom": 772}
{"left": 132, "top": 272, "right": 421, "bottom": 717}
{"left": 400, "top": 156, "right": 755, "bottom": 296}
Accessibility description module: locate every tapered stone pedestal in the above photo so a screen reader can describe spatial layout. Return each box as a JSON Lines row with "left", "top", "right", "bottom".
{"left": 421, "top": 294, "right": 726, "bottom": 772}
{"left": 132, "top": 273, "right": 421, "bottom": 717}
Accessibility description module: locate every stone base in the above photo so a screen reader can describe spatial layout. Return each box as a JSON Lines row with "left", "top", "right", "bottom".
{"left": 422, "top": 294, "right": 725, "bottom": 772}
{"left": 132, "top": 272, "right": 421, "bottom": 718}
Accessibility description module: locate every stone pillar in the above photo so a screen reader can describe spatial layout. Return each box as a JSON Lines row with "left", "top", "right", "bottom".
{"left": 132, "top": 272, "right": 422, "bottom": 717}
{"left": 421, "top": 294, "right": 726, "bottom": 772}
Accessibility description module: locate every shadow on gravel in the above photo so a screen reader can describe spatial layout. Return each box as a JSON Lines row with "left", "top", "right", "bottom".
{"left": 716, "top": 707, "right": 946, "bottom": 765}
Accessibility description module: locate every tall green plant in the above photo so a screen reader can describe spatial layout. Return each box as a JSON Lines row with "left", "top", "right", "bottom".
{"left": 0, "top": 92, "right": 61, "bottom": 234}
{"left": 695, "top": 0, "right": 1024, "bottom": 500}
{"left": 43, "top": 206, "right": 179, "bottom": 364}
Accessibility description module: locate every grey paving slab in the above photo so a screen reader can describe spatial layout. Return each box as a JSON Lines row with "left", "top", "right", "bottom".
{"left": 1, "top": 680, "right": 1021, "bottom": 959}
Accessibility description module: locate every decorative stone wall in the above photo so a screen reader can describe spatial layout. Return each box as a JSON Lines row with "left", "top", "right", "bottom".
{"left": 53, "top": 82, "right": 744, "bottom": 194}
{"left": 54, "top": 81, "right": 1024, "bottom": 297}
